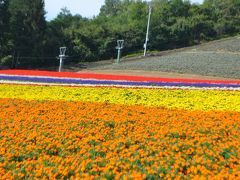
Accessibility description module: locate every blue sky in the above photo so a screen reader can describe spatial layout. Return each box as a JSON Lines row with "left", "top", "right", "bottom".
{"left": 45, "top": 0, "right": 204, "bottom": 21}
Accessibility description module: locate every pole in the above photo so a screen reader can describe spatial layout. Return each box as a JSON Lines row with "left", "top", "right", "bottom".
{"left": 58, "top": 47, "right": 66, "bottom": 72}
{"left": 59, "top": 56, "right": 63, "bottom": 72}
{"left": 144, "top": 6, "right": 152, "bottom": 56}
{"left": 116, "top": 40, "right": 124, "bottom": 63}
{"left": 117, "top": 49, "right": 121, "bottom": 63}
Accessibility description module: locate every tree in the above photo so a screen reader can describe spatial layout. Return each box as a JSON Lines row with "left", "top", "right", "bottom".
{"left": 8, "top": 0, "right": 46, "bottom": 68}
{"left": 0, "top": 0, "right": 9, "bottom": 58}
{"left": 99, "top": 0, "right": 123, "bottom": 17}
{"left": 202, "top": 0, "right": 240, "bottom": 36}
{"left": 46, "top": 8, "right": 91, "bottom": 63}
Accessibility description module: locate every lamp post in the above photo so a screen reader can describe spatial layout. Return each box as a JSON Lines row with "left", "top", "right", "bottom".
{"left": 59, "top": 47, "right": 66, "bottom": 72}
{"left": 144, "top": 5, "right": 152, "bottom": 56}
{"left": 116, "top": 40, "right": 124, "bottom": 63}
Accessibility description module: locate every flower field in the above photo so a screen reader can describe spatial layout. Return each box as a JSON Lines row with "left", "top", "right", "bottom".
{"left": 0, "top": 70, "right": 240, "bottom": 179}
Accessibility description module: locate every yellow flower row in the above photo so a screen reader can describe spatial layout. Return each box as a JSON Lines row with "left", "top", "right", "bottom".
{"left": 0, "top": 84, "right": 240, "bottom": 111}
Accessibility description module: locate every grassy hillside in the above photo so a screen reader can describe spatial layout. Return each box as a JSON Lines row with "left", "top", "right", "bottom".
{"left": 88, "top": 36, "right": 240, "bottom": 79}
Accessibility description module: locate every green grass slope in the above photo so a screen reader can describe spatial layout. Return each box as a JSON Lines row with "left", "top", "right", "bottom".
{"left": 90, "top": 36, "right": 240, "bottom": 79}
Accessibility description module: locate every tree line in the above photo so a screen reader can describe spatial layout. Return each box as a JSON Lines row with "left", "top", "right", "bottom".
{"left": 0, "top": 0, "right": 240, "bottom": 69}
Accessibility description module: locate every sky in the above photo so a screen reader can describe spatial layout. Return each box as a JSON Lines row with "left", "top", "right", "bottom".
{"left": 45, "top": 0, "right": 204, "bottom": 21}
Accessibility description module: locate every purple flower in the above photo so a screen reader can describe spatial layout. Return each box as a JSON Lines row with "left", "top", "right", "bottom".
{"left": 0, "top": 75, "right": 240, "bottom": 88}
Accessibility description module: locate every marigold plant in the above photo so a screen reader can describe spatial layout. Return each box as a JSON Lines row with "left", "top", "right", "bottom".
{"left": 0, "top": 94, "right": 239, "bottom": 179}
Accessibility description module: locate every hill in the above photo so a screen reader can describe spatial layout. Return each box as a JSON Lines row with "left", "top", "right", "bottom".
{"left": 77, "top": 36, "right": 240, "bottom": 80}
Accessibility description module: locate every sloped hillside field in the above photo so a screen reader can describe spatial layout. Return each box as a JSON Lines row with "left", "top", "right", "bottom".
{"left": 90, "top": 37, "right": 240, "bottom": 79}
{"left": 0, "top": 70, "right": 240, "bottom": 179}
{"left": 93, "top": 52, "right": 240, "bottom": 79}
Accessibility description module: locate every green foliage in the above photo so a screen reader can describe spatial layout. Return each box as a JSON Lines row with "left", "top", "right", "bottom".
{"left": 0, "top": 0, "right": 10, "bottom": 58}
{"left": 8, "top": 0, "right": 46, "bottom": 68}
{"left": 100, "top": 0, "right": 123, "bottom": 17}
{"left": 0, "top": 55, "right": 13, "bottom": 67}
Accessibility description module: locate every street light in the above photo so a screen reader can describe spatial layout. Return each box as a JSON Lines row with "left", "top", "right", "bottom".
{"left": 144, "top": 5, "right": 152, "bottom": 56}
{"left": 116, "top": 40, "right": 124, "bottom": 63}
{"left": 58, "top": 47, "right": 66, "bottom": 72}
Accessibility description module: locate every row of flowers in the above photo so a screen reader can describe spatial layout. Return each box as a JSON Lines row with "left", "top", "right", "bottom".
{"left": 1, "top": 75, "right": 240, "bottom": 89}
{"left": 0, "top": 98, "right": 239, "bottom": 179}
{"left": 0, "top": 70, "right": 239, "bottom": 179}
{"left": 0, "top": 84, "right": 240, "bottom": 111}
{"left": 1, "top": 70, "right": 240, "bottom": 89}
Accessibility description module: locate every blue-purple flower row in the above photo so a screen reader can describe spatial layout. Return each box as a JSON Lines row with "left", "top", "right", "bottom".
{"left": 1, "top": 75, "right": 240, "bottom": 88}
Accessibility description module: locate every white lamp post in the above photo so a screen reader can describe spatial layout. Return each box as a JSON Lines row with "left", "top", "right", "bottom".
{"left": 144, "top": 5, "right": 152, "bottom": 56}
{"left": 59, "top": 47, "right": 66, "bottom": 72}
{"left": 116, "top": 40, "right": 124, "bottom": 63}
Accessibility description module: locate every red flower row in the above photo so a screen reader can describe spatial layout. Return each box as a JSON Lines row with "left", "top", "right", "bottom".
{"left": 0, "top": 69, "right": 240, "bottom": 85}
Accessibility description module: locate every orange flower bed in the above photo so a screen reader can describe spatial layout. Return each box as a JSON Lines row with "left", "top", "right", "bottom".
{"left": 0, "top": 99, "right": 239, "bottom": 179}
